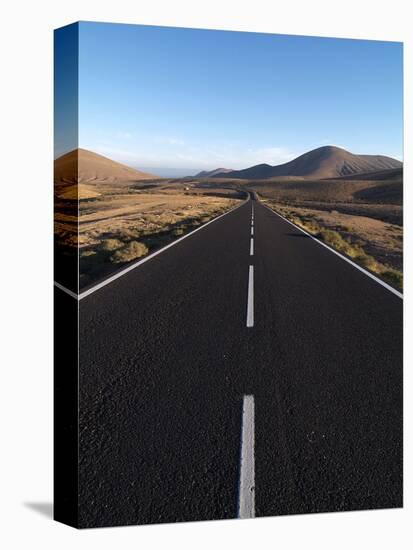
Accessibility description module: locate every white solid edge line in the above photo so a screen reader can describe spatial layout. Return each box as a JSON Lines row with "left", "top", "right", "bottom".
{"left": 238, "top": 395, "right": 255, "bottom": 519}
{"left": 262, "top": 203, "right": 403, "bottom": 300}
{"left": 74, "top": 197, "right": 249, "bottom": 301}
{"left": 250, "top": 238, "right": 254, "bottom": 256}
{"left": 246, "top": 265, "right": 254, "bottom": 327}
{"left": 54, "top": 281, "right": 78, "bottom": 299}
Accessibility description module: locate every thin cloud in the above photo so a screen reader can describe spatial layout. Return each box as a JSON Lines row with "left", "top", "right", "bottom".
{"left": 82, "top": 142, "right": 297, "bottom": 171}
{"left": 152, "top": 136, "right": 186, "bottom": 146}
{"left": 115, "top": 131, "right": 134, "bottom": 139}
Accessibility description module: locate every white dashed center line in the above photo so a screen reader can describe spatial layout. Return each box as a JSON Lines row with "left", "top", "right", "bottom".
{"left": 246, "top": 265, "right": 254, "bottom": 327}
{"left": 239, "top": 206, "right": 255, "bottom": 518}
{"left": 238, "top": 395, "right": 255, "bottom": 519}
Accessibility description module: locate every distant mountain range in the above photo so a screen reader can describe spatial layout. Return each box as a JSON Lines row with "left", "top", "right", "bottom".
{"left": 204, "top": 146, "right": 402, "bottom": 180}
{"left": 54, "top": 148, "right": 158, "bottom": 183}
{"left": 54, "top": 146, "right": 402, "bottom": 185}
{"left": 195, "top": 168, "right": 234, "bottom": 178}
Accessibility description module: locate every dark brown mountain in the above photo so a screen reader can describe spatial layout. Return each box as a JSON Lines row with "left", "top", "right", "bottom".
{"left": 214, "top": 146, "right": 402, "bottom": 180}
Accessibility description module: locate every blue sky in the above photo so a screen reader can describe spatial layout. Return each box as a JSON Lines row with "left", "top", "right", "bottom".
{"left": 73, "top": 22, "right": 402, "bottom": 176}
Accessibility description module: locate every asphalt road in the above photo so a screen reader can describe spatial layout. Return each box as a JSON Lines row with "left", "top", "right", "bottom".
{"left": 77, "top": 196, "right": 402, "bottom": 528}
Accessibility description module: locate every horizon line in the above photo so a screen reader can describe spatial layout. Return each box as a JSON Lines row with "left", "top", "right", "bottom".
{"left": 55, "top": 144, "right": 404, "bottom": 172}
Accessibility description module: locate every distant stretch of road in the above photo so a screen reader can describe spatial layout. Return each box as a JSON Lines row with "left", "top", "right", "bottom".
{"left": 74, "top": 194, "right": 402, "bottom": 527}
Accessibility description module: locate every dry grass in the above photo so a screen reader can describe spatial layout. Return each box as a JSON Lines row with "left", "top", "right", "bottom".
{"left": 78, "top": 192, "right": 238, "bottom": 248}
{"left": 100, "top": 238, "right": 124, "bottom": 251}
{"left": 110, "top": 241, "right": 149, "bottom": 263}
{"left": 265, "top": 201, "right": 403, "bottom": 290}
{"left": 55, "top": 182, "right": 241, "bottom": 288}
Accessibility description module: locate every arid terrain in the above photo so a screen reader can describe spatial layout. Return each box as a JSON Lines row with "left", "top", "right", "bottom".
{"left": 54, "top": 149, "right": 243, "bottom": 288}
{"left": 55, "top": 146, "right": 403, "bottom": 290}
{"left": 78, "top": 189, "right": 240, "bottom": 288}
{"left": 176, "top": 147, "right": 403, "bottom": 290}
{"left": 240, "top": 168, "right": 403, "bottom": 289}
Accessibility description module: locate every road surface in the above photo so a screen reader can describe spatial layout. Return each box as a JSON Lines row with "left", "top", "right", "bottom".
{"left": 75, "top": 195, "right": 402, "bottom": 527}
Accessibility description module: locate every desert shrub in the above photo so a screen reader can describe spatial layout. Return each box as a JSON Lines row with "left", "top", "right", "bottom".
{"left": 118, "top": 228, "right": 141, "bottom": 240}
{"left": 382, "top": 269, "right": 403, "bottom": 289}
{"left": 172, "top": 227, "right": 185, "bottom": 236}
{"left": 319, "top": 229, "right": 348, "bottom": 249}
{"left": 354, "top": 253, "right": 379, "bottom": 271}
{"left": 78, "top": 235, "right": 90, "bottom": 245}
{"left": 100, "top": 238, "right": 123, "bottom": 251}
{"left": 110, "top": 241, "right": 149, "bottom": 263}
{"left": 281, "top": 210, "right": 319, "bottom": 235}
{"left": 303, "top": 220, "right": 320, "bottom": 234}
{"left": 318, "top": 229, "right": 363, "bottom": 258}
{"left": 80, "top": 249, "right": 96, "bottom": 257}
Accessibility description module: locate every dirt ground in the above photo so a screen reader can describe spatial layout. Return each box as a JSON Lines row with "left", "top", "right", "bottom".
{"left": 55, "top": 184, "right": 241, "bottom": 288}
